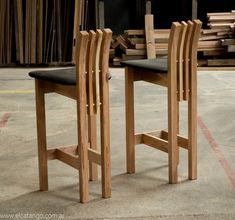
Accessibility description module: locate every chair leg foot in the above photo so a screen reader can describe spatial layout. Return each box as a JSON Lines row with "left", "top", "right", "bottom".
{"left": 189, "top": 160, "right": 197, "bottom": 180}
{"left": 126, "top": 143, "right": 135, "bottom": 174}
{"left": 102, "top": 186, "right": 111, "bottom": 199}
{"left": 127, "top": 160, "right": 135, "bottom": 174}
{"left": 79, "top": 171, "right": 89, "bottom": 203}
{"left": 169, "top": 162, "right": 178, "bottom": 184}
{"left": 39, "top": 169, "right": 48, "bottom": 191}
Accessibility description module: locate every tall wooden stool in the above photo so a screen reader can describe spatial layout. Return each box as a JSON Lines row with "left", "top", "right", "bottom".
{"left": 29, "top": 29, "right": 112, "bottom": 203}
{"left": 122, "top": 20, "right": 202, "bottom": 183}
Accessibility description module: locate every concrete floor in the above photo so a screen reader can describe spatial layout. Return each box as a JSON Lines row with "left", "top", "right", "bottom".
{"left": 0, "top": 67, "right": 234, "bottom": 220}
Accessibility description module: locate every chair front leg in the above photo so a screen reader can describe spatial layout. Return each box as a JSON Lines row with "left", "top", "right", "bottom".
{"left": 35, "top": 80, "right": 48, "bottom": 191}
{"left": 125, "top": 67, "right": 135, "bottom": 174}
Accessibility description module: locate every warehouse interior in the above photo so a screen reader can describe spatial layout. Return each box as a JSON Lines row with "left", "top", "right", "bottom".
{"left": 0, "top": 0, "right": 235, "bottom": 220}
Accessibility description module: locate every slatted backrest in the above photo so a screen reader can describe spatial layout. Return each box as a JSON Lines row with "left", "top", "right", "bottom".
{"left": 75, "top": 29, "right": 112, "bottom": 116}
{"left": 168, "top": 20, "right": 202, "bottom": 102}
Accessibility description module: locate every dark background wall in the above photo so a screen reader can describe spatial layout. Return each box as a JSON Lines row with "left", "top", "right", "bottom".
{"left": 104, "top": 0, "right": 235, "bottom": 35}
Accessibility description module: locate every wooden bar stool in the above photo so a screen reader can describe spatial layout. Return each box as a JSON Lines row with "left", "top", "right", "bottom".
{"left": 29, "top": 29, "right": 112, "bottom": 203}
{"left": 122, "top": 20, "right": 202, "bottom": 183}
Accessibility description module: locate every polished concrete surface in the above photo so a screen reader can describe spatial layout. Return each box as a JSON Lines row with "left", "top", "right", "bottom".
{"left": 0, "top": 67, "right": 234, "bottom": 220}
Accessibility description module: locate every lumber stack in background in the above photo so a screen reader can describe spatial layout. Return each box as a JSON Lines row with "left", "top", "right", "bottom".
{"left": 199, "top": 11, "right": 235, "bottom": 66}
{"left": 0, "top": 3, "right": 234, "bottom": 67}
{"left": 110, "top": 29, "right": 169, "bottom": 66}
{"left": 110, "top": 11, "right": 235, "bottom": 67}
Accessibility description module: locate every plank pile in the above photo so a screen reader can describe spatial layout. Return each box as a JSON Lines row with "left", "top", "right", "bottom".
{"left": 111, "top": 11, "right": 235, "bottom": 67}
{"left": 198, "top": 11, "right": 235, "bottom": 66}
{"left": 111, "top": 29, "right": 170, "bottom": 66}
{"left": 0, "top": 0, "right": 75, "bottom": 66}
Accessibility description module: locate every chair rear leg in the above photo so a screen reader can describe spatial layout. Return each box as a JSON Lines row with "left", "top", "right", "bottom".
{"left": 100, "top": 83, "right": 111, "bottom": 198}
{"left": 168, "top": 84, "right": 178, "bottom": 184}
{"left": 78, "top": 142, "right": 89, "bottom": 203}
{"left": 77, "top": 90, "right": 89, "bottom": 203}
{"left": 125, "top": 67, "right": 135, "bottom": 174}
{"left": 188, "top": 83, "right": 197, "bottom": 180}
{"left": 35, "top": 80, "right": 48, "bottom": 191}
{"left": 88, "top": 115, "right": 98, "bottom": 181}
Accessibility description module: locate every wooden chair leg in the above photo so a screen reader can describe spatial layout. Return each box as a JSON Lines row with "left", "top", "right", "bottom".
{"left": 77, "top": 85, "right": 89, "bottom": 203}
{"left": 88, "top": 115, "right": 98, "bottom": 181}
{"left": 35, "top": 80, "right": 48, "bottom": 191}
{"left": 78, "top": 141, "right": 89, "bottom": 203}
{"left": 188, "top": 75, "right": 197, "bottom": 180}
{"left": 125, "top": 67, "right": 135, "bottom": 174}
{"left": 100, "top": 78, "right": 111, "bottom": 198}
{"left": 168, "top": 81, "right": 178, "bottom": 184}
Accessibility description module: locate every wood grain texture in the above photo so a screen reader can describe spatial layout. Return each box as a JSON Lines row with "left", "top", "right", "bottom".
{"left": 75, "top": 31, "right": 89, "bottom": 203}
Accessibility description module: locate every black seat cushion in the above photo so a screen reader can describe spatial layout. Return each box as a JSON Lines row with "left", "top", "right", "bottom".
{"left": 29, "top": 67, "right": 76, "bottom": 85}
{"left": 121, "top": 58, "right": 168, "bottom": 73}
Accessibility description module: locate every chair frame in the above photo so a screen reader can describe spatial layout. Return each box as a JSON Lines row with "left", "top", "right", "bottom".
{"left": 125, "top": 20, "right": 202, "bottom": 183}
{"left": 34, "top": 29, "right": 112, "bottom": 203}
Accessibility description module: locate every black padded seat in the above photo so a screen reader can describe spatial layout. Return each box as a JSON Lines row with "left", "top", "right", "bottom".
{"left": 121, "top": 58, "right": 168, "bottom": 73}
{"left": 29, "top": 67, "right": 76, "bottom": 85}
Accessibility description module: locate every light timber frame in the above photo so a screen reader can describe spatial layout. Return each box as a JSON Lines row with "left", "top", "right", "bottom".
{"left": 125, "top": 20, "right": 202, "bottom": 183}
{"left": 34, "top": 29, "right": 112, "bottom": 203}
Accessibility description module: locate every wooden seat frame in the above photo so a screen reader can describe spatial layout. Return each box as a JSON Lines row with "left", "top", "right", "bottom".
{"left": 34, "top": 29, "right": 112, "bottom": 203}
{"left": 125, "top": 20, "right": 202, "bottom": 183}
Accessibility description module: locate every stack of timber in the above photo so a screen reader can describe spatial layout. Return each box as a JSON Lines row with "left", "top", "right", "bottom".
{"left": 111, "top": 11, "right": 235, "bottom": 67}
{"left": 198, "top": 11, "right": 235, "bottom": 66}
{"left": 110, "top": 29, "right": 170, "bottom": 66}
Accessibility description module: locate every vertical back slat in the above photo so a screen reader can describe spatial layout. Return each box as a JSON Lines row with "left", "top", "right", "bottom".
{"left": 75, "top": 30, "right": 89, "bottom": 202}
{"left": 183, "top": 20, "right": 194, "bottom": 101}
{"left": 94, "top": 29, "right": 103, "bottom": 113}
{"left": 177, "top": 21, "right": 188, "bottom": 102}
{"left": 168, "top": 22, "right": 182, "bottom": 88}
{"left": 190, "top": 20, "right": 202, "bottom": 80}
{"left": 87, "top": 30, "right": 97, "bottom": 115}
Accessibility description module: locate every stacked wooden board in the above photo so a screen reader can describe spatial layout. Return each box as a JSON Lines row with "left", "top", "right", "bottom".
{"left": 199, "top": 11, "right": 235, "bottom": 66}
{"left": 1, "top": 3, "right": 234, "bottom": 67}
{"left": 111, "top": 11, "right": 235, "bottom": 67}
{"left": 110, "top": 29, "right": 169, "bottom": 66}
